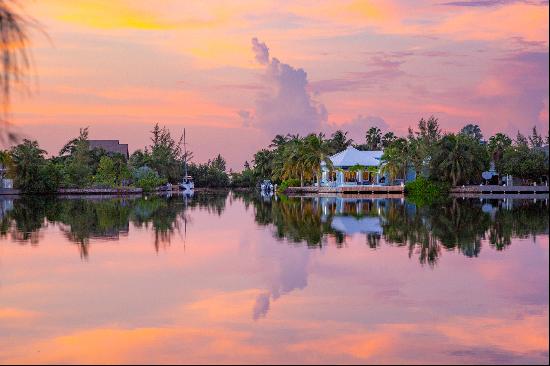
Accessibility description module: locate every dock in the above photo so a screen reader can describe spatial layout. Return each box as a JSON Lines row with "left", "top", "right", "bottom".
{"left": 285, "top": 185, "right": 405, "bottom": 194}
{"left": 451, "top": 185, "right": 549, "bottom": 195}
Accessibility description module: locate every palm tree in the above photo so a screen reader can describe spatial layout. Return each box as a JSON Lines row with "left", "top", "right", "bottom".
{"left": 380, "top": 148, "right": 404, "bottom": 183}
{"left": 1, "top": 1, "right": 31, "bottom": 143}
{"left": 327, "top": 130, "right": 353, "bottom": 154}
{"left": 252, "top": 149, "right": 273, "bottom": 179}
{"left": 0, "top": 148, "right": 11, "bottom": 180}
{"left": 280, "top": 138, "right": 308, "bottom": 186}
{"left": 488, "top": 132, "right": 512, "bottom": 163}
{"left": 365, "top": 126, "right": 382, "bottom": 150}
{"left": 432, "top": 134, "right": 488, "bottom": 186}
{"left": 301, "top": 133, "right": 333, "bottom": 186}
{"left": 380, "top": 138, "right": 409, "bottom": 184}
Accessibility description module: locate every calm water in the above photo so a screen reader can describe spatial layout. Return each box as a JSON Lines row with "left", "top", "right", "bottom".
{"left": 0, "top": 192, "right": 548, "bottom": 364}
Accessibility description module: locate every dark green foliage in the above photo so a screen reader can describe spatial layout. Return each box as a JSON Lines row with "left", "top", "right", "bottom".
{"left": 326, "top": 130, "right": 353, "bottom": 153}
{"left": 10, "top": 139, "right": 61, "bottom": 193}
{"left": 497, "top": 145, "right": 548, "bottom": 182}
{"left": 488, "top": 133, "right": 512, "bottom": 163}
{"left": 187, "top": 157, "right": 230, "bottom": 188}
{"left": 459, "top": 123, "right": 483, "bottom": 142}
{"left": 230, "top": 165, "right": 256, "bottom": 188}
{"left": 430, "top": 133, "right": 489, "bottom": 186}
{"left": 277, "top": 178, "right": 300, "bottom": 193}
{"left": 146, "top": 123, "right": 185, "bottom": 183}
{"left": 405, "top": 177, "right": 449, "bottom": 206}
{"left": 132, "top": 166, "right": 166, "bottom": 192}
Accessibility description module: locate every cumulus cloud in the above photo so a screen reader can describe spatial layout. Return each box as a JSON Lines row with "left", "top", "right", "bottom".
{"left": 251, "top": 37, "right": 270, "bottom": 65}
{"left": 248, "top": 37, "right": 328, "bottom": 136}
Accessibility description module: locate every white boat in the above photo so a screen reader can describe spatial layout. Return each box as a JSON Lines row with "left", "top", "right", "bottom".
{"left": 181, "top": 175, "right": 194, "bottom": 191}
{"left": 260, "top": 179, "right": 273, "bottom": 193}
{"left": 180, "top": 128, "right": 194, "bottom": 192}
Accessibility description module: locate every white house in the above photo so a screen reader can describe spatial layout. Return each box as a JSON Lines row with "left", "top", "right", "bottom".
{"left": 321, "top": 146, "right": 384, "bottom": 187}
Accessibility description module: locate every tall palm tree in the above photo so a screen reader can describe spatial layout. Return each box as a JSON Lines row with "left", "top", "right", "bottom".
{"left": 252, "top": 149, "right": 273, "bottom": 179}
{"left": 432, "top": 134, "right": 487, "bottom": 186}
{"left": 380, "top": 138, "right": 409, "bottom": 184}
{"left": 0, "top": 148, "right": 11, "bottom": 180}
{"left": 280, "top": 138, "right": 308, "bottom": 186}
{"left": 301, "top": 133, "right": 333, "bottom": 186}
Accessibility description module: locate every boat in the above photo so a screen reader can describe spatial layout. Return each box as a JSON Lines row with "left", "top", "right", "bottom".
{"left": 181, "top": 175, "right": 194, "bottom": 192}
{"left": 260, "top": 179, "right": 274, "bottom": 194}
{"left": 180, "top": 128, "right": 194, "bottom": 192}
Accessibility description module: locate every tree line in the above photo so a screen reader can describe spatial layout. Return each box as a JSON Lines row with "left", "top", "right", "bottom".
{"left": 1, "top": 118, "right": 548, "bottom": 194}
{"left": 0, "top": 124, "right": 231, "bottom": 193}
{"left": 231, "top": 116, "right": 549, "bottom": 188}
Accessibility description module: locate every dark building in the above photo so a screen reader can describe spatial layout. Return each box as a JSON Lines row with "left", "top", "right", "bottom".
{"left": 88, "top": 140, "right": 129, "bottom": 159}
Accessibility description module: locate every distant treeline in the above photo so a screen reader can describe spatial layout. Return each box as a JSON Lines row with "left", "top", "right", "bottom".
{"left": 1, "top": 118, "right": 548, "bottom": 194}
{"left": 0, "top": 124, "right": 232, "bottom": 193}
{"left": 231, "top": 117, "right": 549, "bottom": 189}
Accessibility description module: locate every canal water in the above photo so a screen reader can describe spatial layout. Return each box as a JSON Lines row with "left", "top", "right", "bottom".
{"left": 0, "top": 192, "right": 548, "bottom": 364}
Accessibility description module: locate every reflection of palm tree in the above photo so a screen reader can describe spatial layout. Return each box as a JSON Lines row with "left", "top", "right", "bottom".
{"left": 3, "top": 193, "right": 549, "bottom": 266}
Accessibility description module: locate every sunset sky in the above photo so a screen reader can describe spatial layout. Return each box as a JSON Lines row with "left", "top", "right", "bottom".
{"left": 10, "top": 0, "right": 550, "bottom": 169}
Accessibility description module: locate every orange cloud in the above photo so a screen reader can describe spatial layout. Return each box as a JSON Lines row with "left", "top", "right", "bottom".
{"left": 431, "top": 3, "right": 549, "bottom": 43}
{"left": 0, "top": 326, "right": 270, "bottom": 364}
{"left": 0, "top": 307, "right": 39, "bottom": 320}
{"left": 436, "top": 312, "right": 549, "bottom": 355}
{"left": 34, "top": 0, "right": 174, "bottom": 30}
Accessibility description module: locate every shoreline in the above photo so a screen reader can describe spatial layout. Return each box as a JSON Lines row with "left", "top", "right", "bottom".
{"left": 1, "top": 185, "right": 548, "bottom": 198}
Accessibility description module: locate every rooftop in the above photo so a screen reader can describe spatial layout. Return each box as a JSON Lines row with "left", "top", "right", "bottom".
{"left": 89, "top": 140, "right": 129, "bottom": 158}
{"left": 328, "top": 146, "right": 383, "bottom": 167}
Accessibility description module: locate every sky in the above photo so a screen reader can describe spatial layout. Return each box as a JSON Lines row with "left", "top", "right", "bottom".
{"left": 8, "top": 0, "right": 550, "bottom": 169}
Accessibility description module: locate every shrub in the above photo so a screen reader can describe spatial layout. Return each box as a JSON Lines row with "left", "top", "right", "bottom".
{"left": 132, "top": 166, "right": 166, "bottom": 192}
{"left": 277, "top": 178, "right": 301, "bottom": 193}
{"left": 94, "top": 156, "right": 117, "bottom": 187}
{"left": 405, "top": 177, "right": 449, "bottom": 206}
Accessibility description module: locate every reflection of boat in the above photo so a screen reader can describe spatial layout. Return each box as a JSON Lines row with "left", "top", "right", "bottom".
{"left": 260, "top": 189, "right": 273, "bottom": 201}
{"left": 180, "top": 128, "right": 194, "bottom": 192}
{"left": 182, "top": 188, "right": 194, "bottom": 199}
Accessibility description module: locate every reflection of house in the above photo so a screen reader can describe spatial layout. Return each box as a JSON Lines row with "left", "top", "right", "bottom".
{"left": 320, "top": 197, "right": 385, "bottom": 235}
{"left": 0, "top": 162, "right": 13, "bottom": 189}
{"left": 0, "top": 198, "right": 13, "bottom": 218}
{"left": 331, "top": 216, "right": 383, "bottom": 235}
{"left": 321, "top": 146, "right": 414, "bottom": 187}
{"left": 88, "top": 140, "right": 129, "bottom": 159}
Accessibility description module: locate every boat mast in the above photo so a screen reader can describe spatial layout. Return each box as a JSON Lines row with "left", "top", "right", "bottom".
{"left": 183, "top": 128, "right": 188, "bottom": 179}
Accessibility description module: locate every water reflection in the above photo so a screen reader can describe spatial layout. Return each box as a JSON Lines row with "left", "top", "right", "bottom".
{"left": 0, "top": 193, "right": 547, "bottom": 265}
{"left": 239, "top": 193, "right": 549, "bottom": 266}
{"left": 0, "top": 192, "right": 548, "bottom": 363}
{"left": 0, "top": 191, "right": 229, "bottom": 258}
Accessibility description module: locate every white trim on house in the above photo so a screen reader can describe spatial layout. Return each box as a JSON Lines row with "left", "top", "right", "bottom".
{"left": 321, "top": 146, "right": 385, "bottom": 187}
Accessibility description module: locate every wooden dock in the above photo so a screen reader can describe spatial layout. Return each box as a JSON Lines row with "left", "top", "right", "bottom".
{"left": 285, "top": 185, "right": 405, "bottom": 194}
{"left": 451, "top": 185, "right": 549, "bottom": 195}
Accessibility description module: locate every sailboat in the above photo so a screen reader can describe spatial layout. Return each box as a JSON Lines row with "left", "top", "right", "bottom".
{"left": 180, "top": 128, "right": 194, "bottom": 192}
